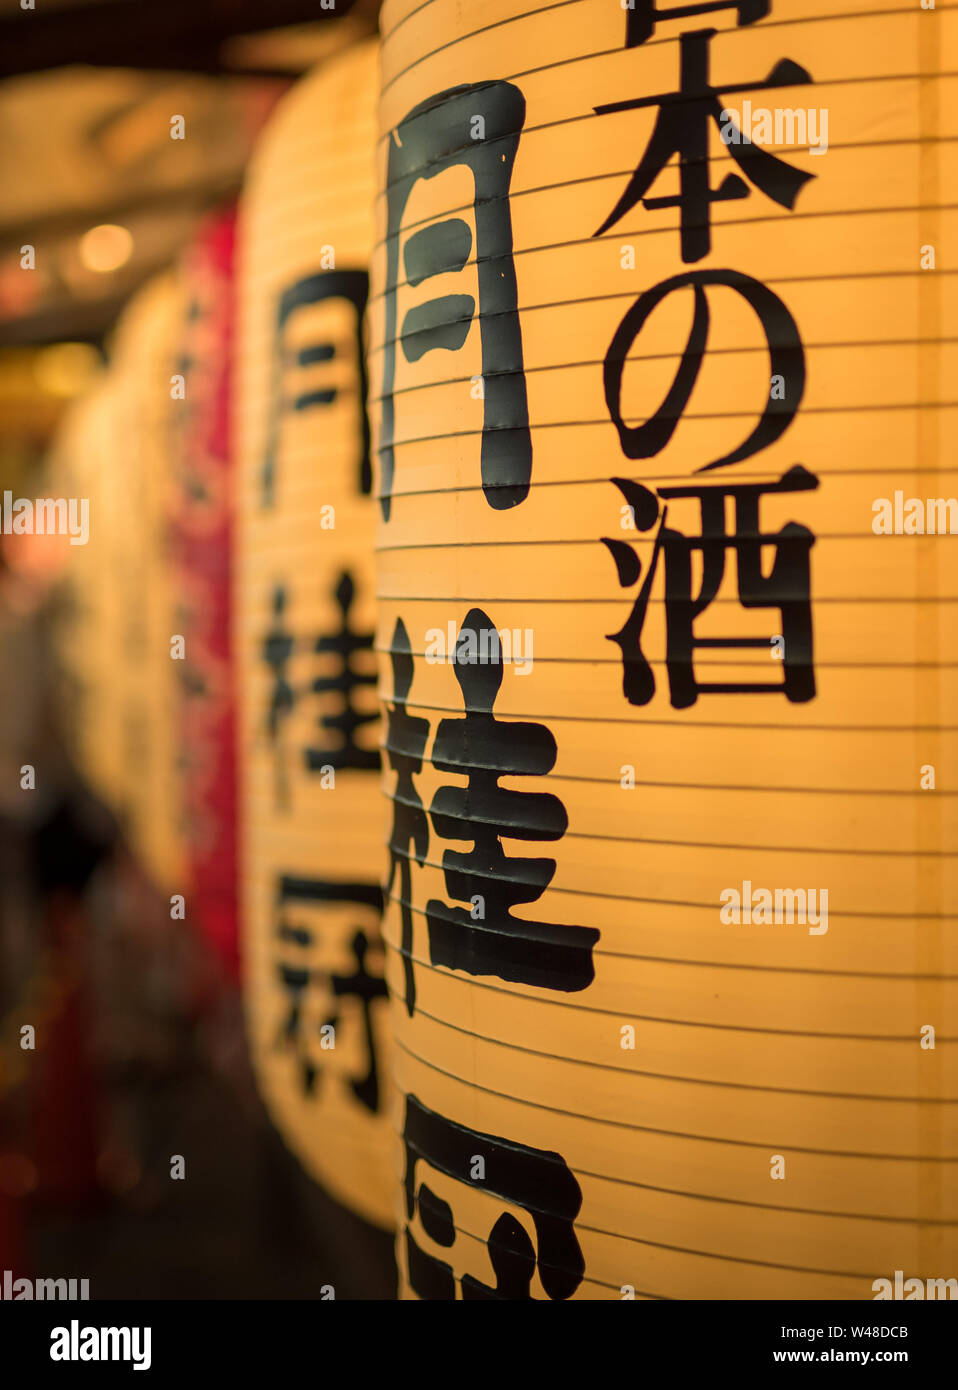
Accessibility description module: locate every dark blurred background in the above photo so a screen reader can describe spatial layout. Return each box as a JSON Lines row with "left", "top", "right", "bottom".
{"left": 0, "top": 0, "right": 395, "bottom": 1301}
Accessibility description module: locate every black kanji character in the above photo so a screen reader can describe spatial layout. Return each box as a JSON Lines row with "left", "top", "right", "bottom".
{"left": 595, "top": 28, "right": 813, "bottom": 261}
{"left": 262, "top": 269, "right": 371, "bottom": 507}
{"left": 602, "top": 464, "right": 818, "bottom": 709}
{"left": 402, "top": 1094, "right": 586, "bottom": 1300}
{"left": 625, "top": 0, "right": 768, "bottom": 48}
{"left": 384, "top": 618, "right": 430, "bottom": 1016}
{"left": 262, "top": 583, "right": 296, "bottom": 809}
{"left": 425, "top": 607, "right": 599, "bottom": 992}
{"left": 304, "top": 570, "right": 379, "bottom": 775}
{"left": 329, "top": 929, "right": 389, "bottom": 1114}
{"left": 273, "top": 874, "right": 384, "bottom": 1101}
{"left": 604, "top": 268, "right": 804, "bottom": 471}
{"left": 379, "top": 82, "right": 531, "bottom": 520}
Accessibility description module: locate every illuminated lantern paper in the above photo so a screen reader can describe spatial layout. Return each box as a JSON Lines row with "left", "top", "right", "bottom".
{"left": 49, "top": 279, "right": 185, "bottom": 890}
{"left": 108, "top": 274, "right": 187, "bottom": 893}
{"left": 371, "top": 0, "right": 958, "bottom": 1297}
{"left": 49, "top": 380, "right": 127, "bottom": 810}
{"left": 236, "top": 40, "right": 393, "bottom": 1228}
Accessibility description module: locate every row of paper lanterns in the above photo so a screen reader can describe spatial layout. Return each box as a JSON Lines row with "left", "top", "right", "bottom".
{"left": 49, "top": 0, "right": 957, "bottom": 1298}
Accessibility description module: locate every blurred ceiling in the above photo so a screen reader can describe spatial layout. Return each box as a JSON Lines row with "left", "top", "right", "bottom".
{"left": 0, "top": 0, "right": 381, "bottom": 349}
{"left": 0, "top": 0, "right": 378, "bottom": 77}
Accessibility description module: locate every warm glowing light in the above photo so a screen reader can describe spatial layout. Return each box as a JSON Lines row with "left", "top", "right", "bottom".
{"left": 79, "top": 223, "right": 133, "bottom": 274}
{"left": 33, "top": 341, "right": 101, "bottom": 397}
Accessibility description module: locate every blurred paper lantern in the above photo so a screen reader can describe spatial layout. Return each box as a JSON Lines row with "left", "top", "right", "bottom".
{"left": 169, "top": 207, "right": 239, "bottom": 977}
{"left": 371, "top": 0, "right": 957, "bottom": 1297}
{"left": 236, "top": 40, "right": 392, "bottom": 1227}
{"left": 48, "top": 379, "right": 128, "bottom": 810}
{"left": 107, "top": 274, "right": 187, "bottom": 893}
{"left": 49, "top": 282, "right": 185, "bottom": 894}
{"left": 34, "top": 342, "right": 101, "bottom": 400}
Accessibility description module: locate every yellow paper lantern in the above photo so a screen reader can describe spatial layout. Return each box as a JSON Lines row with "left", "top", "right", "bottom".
{"left": 49, "top": 280, "right": 185, "bottom": 895}
{"left": 107, "top": 274, "right": 187, "bottom": 893}
{"left": 49, "top": 379, "right": 127, "bottom": 809}
{"left": 236, "top": 39, "right": 394, "bottom": 1228}
{"left": 371, "top": 0, "right": 957, "bottom": 1297}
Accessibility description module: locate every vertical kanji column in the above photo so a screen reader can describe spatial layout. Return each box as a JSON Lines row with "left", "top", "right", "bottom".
{"left": 370, "top": 0, "right": 958, "bottom": 1298}
{"left": 236, "top": 39, "right": 394, "bottom": 1231}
